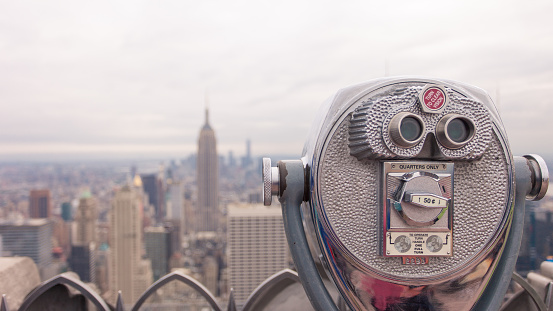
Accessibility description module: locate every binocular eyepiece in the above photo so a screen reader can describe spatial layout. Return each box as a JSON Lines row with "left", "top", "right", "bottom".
{"left": 389, "top": 111, "right": 475, "bottom": 149}
{"left": 263, "top": 77, "right": 549, "bottom": 311}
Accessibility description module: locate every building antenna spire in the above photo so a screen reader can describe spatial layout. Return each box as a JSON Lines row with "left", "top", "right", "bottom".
{"left": 205, "top": 89, "right": 210, "bottom": 125}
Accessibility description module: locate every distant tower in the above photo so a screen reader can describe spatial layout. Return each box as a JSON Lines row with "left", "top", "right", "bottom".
{"left": 228, "top": 151, "right": 236, "bottom": 167}
{"left": 29, "top": 189, "right": 51, "bottom": 218}
{"left": 69, "top": 192, "right": 98, "bottom": 283}
{"left": 109, "top": 185, "right": 152, "bottom": 305}
{"left": 196, "top": 108, "right": 219, "bottom": 232}
{"left": 166, "top": 179, "right": 184, "bottom": 247}
{"left": 61, "top": 202, "right": 72, "bottom": 222}
{"left": 141, "top": 174, "right": 165, "bottom": 222}
{"left": 241, "top": 139, "right": 252, "bottom": 168}
{"left": 246, "top": 139, "right": 251, "bottom": 164}
{"left": 73, "top": 192, "right": 97, "bottom": 246}
{"left": 167, "top": 181, "right": 184, "bottom": 221}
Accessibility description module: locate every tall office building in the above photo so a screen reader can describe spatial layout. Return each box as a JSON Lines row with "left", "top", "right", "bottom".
{"left": 133, "top": 259, "right": 153, "bottom": 303}
{"left": 29, "top": 189, "right": 51, "bottom": 218}
{"left": 141, "top": 174, "right": 165, "bottom": 222}
{"left": 227, "top": 204, "right": 289, "bottom": 308}
{"left": 203, "top": 256, "right": 219, "bottom": 295}
{"left": 73, "top": 193, "right": 98, "bottom": 246}
{"left": 95, "top": 245, "right": 111, "bottom": 295}
{"left": 109, "top": 185, "right": 152, "bottom": 305}
{"left": 70, "top": 243, "right": 97, "bottom": 283}
{"left": 166, "top": 179, "right": 184, "bottom": 246}
{"left": 166, "top": 180, "right": 184, "bottom": 222}
{"left": 70, "top": 193, "right": 98, "bottom": 283}
{"left": 61, "top": 202, "right": 72, "bottom": 222}
{"left": 0, "top": 219, "right": 54, "bottom": 280}
{"left": 52, "top": 217, "right": 71, "bottom": 259}
{"left": 144, "top": 227, "right": 170, "bottom": 281}
{"left": 196, "top": 109, "right": 219, "bottom": 232}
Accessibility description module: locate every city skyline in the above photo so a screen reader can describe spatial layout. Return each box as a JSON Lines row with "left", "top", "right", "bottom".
{"left": 1, "top": 96, "right": 553, "bottom": 309}
{"left": 1, "top": 1, "right": 553, "bottom": 161}
{"left": 0, "top": 107, "right": 267, "bottom": 308}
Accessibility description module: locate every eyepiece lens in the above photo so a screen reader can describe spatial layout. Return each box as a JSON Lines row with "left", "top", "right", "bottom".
{"left": 400, "top": 117, "right": 423, "bottom": 142}
{"left": 436, "top": 114, "right": 475, "bottom": 149}
{"left": 447, "top": 118, "right": 470, "bottom": 143}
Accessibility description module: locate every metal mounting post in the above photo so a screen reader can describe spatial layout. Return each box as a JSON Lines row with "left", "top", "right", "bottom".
{"left": 473, "top": 155, "right": 549, "bottom": 310}
{"left": 265, "top": 159, "right": 339, "bottom": 311}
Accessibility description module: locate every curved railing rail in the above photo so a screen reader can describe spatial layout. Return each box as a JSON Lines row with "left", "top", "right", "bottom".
{"left": 5, "top": 269, "right": 550, "bottom": 311}
{"left": 1, "top": 268, "right": 307, "bottom": 311}
{"left": 17, "top": 272, "right": 110, "bottom": 311}
{"left": 131, "top": 271, "right": 222, "bottom": 311}
{"left": 242, "top": 269, "right": 300, "bottom": 311}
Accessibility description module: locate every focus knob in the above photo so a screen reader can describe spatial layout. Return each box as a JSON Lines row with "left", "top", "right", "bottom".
{"left": 262, "top": 158, "right": 280, "bottom": 205}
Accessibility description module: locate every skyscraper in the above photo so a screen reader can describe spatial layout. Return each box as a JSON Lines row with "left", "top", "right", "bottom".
{"left": 29, "top": 189, "right": 51, "bottom": 218}
{"left": 109, "top": 185, "right": 152, "bottom": 305}
{"left": 73, "top": 193, "right": 97, "bottom": 246}
{"left": 203, "top": 256, "right": 219, "bottom": 295}
{"left": 196, "top": 109, "right": 219, "bottom": 232}
{"left": 166, "top": 179, "right": 184, "bottom": 247}
{"left": 141, "top": 174, "right": 165, "bottom": 222}
{"left": 227, "top": 203, "right": 289, "bottom": 308}
{"left": 61, "top": 202, "right": 72, "bottom": 222}
{"left": 70, "top": 192, "right": 98, "bottom": 284}
{"left": 69, "top": 243, "right": 97, "bottom": 283}
{"left": 166, "top": 180, "right": 184, "bottom": 222}
{"left": 241, "top": 139, "right": 252, "bottom": 168}
{"left": 144, "top": 226, "right": 170, "bottom": 281}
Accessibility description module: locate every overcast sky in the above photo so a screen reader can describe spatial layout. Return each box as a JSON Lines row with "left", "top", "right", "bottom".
{"left": 1, "top": 0, "right": 552, "bottom": 161}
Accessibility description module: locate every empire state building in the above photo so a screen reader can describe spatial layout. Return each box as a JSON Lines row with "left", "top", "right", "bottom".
{"left": 196, "top": 109, "right": 219, "bottom": 232}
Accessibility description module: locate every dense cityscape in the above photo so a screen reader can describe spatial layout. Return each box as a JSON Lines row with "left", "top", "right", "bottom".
{"left": 1, "top": 107, "right": 553, "bottom": 310}
{"left": 0, "top": 110, "right": 294, "bottom": 310}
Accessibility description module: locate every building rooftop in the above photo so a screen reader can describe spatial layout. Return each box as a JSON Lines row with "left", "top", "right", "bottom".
{"left": 0, "top": 218, "right": 50, "bottom": 227}
{"left": 228, "top": 203, "right": 282, "bottom": 217}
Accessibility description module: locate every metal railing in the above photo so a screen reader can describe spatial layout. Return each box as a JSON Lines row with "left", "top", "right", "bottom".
{"left": 3, "top": 268, "right": 553, "bottom": 311}
{"left": 1, "top": 268, "right": 309, "bottom": 311}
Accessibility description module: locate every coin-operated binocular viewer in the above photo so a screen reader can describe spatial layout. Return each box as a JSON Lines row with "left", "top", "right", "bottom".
{"left": 262, "top": 77, "right": 549, "bottom": 311}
